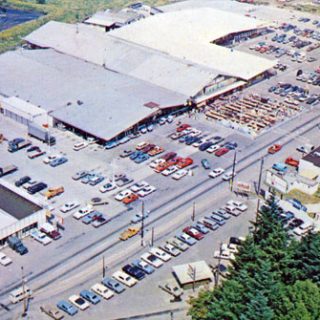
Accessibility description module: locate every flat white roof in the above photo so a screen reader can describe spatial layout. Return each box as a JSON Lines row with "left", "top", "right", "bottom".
{"left": 172, "top": 260, "right": 213, "bottom": 285}
{"left": 2, "top": 96, "right": 46, "bottom": 118}
{"left": 110, "top": 7, "right": 275, "bottom": 80}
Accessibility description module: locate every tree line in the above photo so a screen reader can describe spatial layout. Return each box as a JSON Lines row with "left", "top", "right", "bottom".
{"left": 188, "top": 197, "right": 320, "bottom": 320}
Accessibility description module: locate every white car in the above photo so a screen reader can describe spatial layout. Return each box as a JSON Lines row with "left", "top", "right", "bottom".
{"left": 30, "top": 229, "right": 52, "bottom": 245}
{"left": 172, "top": 169, "right": 188, "bottom": 180}
{"left": 193, "top": 139, "right": 206, "bottom": 148}
{"left": 137, "top": 185, "right": 156, "bottom": 197}
{"left": 0, "top": 252, "right": 12, "bottom": 266}
{"left": 209, "top": 168, "right": 225, "bottom": 178}
{"left": 112, "top": 271, "right": 137, "bottom": 287}
{"left": 162, "top": 166, "right": 178, "bottom": 176}
{"left": 206, "top": 145, "right": 221, "bottom": 153}
{"left": 227, "top": 200, "right": 248, "bottom": 212}
{"left": 99, "top": 182, "right": 117, "bottom": 193}
{"left": 115, "top": 189, "right": 133, "bottom": 201}
{"left": 224, "top": 204, "right": 241, "bottom": 216}
{"left": 91, "top": 283, "right": 114, "bottom": 300}
{"left": 189, "top": 129, "right": 202, "bottom": 137}
{"left": 141, "top": 252, "right": 163, "bottom": 268}
{"left": 73, "top": 142, "right": 88, "bottom": 151}
{"left": 69, "top": 294, "right": 90, "bottom": 310}
{"left": 43, "top": 154, "right": 60, "bottom": 164}
{"left": 222, "top": 171, "right": 237, "bottom": 181}
{"left": 149, "top": 159, "right": 166, "bottom": 169}
{"left": 160, "top": 243, "right": 181, "bottom": 257}
{"left": 73, "top": 205, "right": 94, "bottom": 219}
{"left": 214, "top": 249, "right": 235, "bottom": 261}
{"left": 60, "top": 201, "right": 80, "bottom": 213}
{"left": 149, "top": 247, "right": 172, "bottom": 262}
{"left": 130, "top": 181, "right": 149, "bottom": 192}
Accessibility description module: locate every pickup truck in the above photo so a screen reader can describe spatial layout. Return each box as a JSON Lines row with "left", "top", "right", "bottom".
{"left": 28, "top": 149, "right": 46, "bottom": 159}
{"left": 119, "top": 227, "right": 140, "bottom": 241}
{"left": 7, "top": 236, "right": 28, "bottom": 255}
{"left": 0, "top": 165, "right": 18, "bottom": 177}
{"left": 285, "top": 157, "right": 299, "bottom": 168}
{"left": 8, "top": 138, "right": 31, "bottom": 152}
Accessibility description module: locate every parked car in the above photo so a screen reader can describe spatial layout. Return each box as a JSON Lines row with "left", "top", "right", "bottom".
{"left": 101, "top": 277, "right": 125, "bottom": 294}
{"left": 91, "top": 283, "right": 114, "bottom": 300}
{"left": 172, "top": 169, "right": 188, "bottom": 180}
{"left": 89, "top": 176, "right": 104, "bottom": 186}
{"left": 226, "top": 200, "right": 248, "bottom": 212}
{"left": 136, "top": 141, "right": 149, "bottom": 150}
{"left": 99, "top": 182, "right": 117, "bottom": 193}
{"left": 209, "top": 168, "right": 225, "bottom": 178}
{"left": 105, "top": 140, "right": 119, "bottom": 149}
{"left": 119, "top": 227, "right": 140, "bottom": 241}
{"left": 82, "top": 211, "right": 102, "bottom": 224}
{"left": 285, "top": 157, "right": 299, "bottom": 167}
{"left": 222, "top": 171, "right": 236, "bottom": 181}
{"left": 215, "top": 148, "right": 229, "bottom": 157}
{"left": 137, "top": 185, "right": 156, "bottom": 197}
{"left": 167, "top": 237, "right": 189, "bottom": 251}
{"left": 130, "top": 181, "right": 149, "bottom": 192}
{"left": 0, "top": 252, "right": 12, "bottom": 266}
{"left": 131, "top": 258, "right": 155, "bottom": 274}
{"left": 214, "top": 209, "right": 231, "bottom": 220}
{"left": 44, "top": 186, "right": 64, "bottom": 199}
{"left": 80, "top": 290, "right": 101, "bottom": 305}
{"left": 27, "top": 182, "right": 47, "bottom": 194}
{"left": 199, "top": 218, "right": 219, "bottom": 230}
{"left": 120, "top": 149, "right": 134, "bottom": 158}
{"left": 118, "top": 136, "right": 130, "bottom": 144}
{"left": 57, "top": 300, "right": 78, "bottom": 316}
{"left": 122, "top": 193, "right": 139, "bottom": 205}
{"left": 131, "top": 211, "right": 149, "bottom": 224}
{"left": 176, "top": 233, "right": 197, "bottom": 245}
{"left": 112, "top": 271, "right": 138, "bottom": 287}
{"left": 122, "top": 264, "right": 145, "bottom": 280}
{"left": 15, "top": 176, "right": 31, "bottom": 187}
{"left": 73, "top": 142, "right": 88, "bottom": 151}
{"left": 183, "top": 226, "right": 204, "bottom": 240}
{"left": 268, "top": 144, "right": 282, "bottom": 154}
{"left": 193, "top": 222, "right": 209, "bottom": 234}
{"left": 73, "top": 205, "right": 94, "bottom": 220}
{"left": 162, "top": 166, "right": 178, "bottom": 176}
{"left": 272, "top": 162, "right": 288, "bottom": 174}
{"left": 60, "top": 201, "right": 80, "bottom": 213}
{"left": 201, "top": 159, "right": 210, "bottom": 170}
{"left": 149, "top": 247, "right": 172, "bottom": 262}
{"left": 30, "top": 229, "right": 52, "bottom": 246}
{"left": 199, "top": 141, "right": 213, "bottom": 151}
{"left": 115, "top": 189, "right": 133, "bottom": 201}
{"left": 176, "top": 124, "right": 191, "bottom": 132}
{"left": 141, "top": 252, "right": 163, "bottom": 268}
{"left": 68, "top": 295, "right": 90, "bottom": 311}
{"left": 134, "top": 153, "right": 150, "bottom": 164}
{"left": 50, "top": 157, "right": 68, "bottom": 167}
{"left": 160, "top": 243, "right": 181, "bottom": 257}
{"left": 206, "top": 145, "right": 221, "bottom": 153}
{"left": 92, "top": 215, "right": 110, "bottom": 228}
{"left": 130, "top": 151, "right": 144, "bottom": 160}
{"left": 40, "top": 304, "right": 64, "bottom": 320}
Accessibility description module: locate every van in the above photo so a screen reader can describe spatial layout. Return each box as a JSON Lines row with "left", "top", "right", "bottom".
{"left": 297, "top": 144, "right": 315, "bottom": 154}
{"left": 9, "top": 286, "right": 32, "bottom": 304}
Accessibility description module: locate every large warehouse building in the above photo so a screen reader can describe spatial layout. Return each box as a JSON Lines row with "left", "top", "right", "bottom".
{"left": 0, "top": 5, "right": 276, "bottom": 142}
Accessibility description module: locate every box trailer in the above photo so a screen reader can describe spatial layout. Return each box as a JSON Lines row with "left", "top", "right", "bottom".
{"left": 28, "top": 123, "right": 56, "bottom": 146}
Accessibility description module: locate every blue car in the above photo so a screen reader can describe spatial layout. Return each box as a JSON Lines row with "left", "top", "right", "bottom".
{"left": 134, "top": 153, "right": 149, "bottom": 163}
{"left": 130, "top": 151, "right": 144, "bottom": 160}
{"left": 272, "top": 162, "right": 288, "bottom": 174}
{"left": 50, "top": 157, "right": 68, "bottom": 167}
{"left": 105, "top": 140, "right": 118, "bottom": 149}
{"left": 209, "top": 214, "right": 226, "bottom": 226}
{"left": 82, "top": 211, "right": 102, "bottom": 224}
{"left": 185, "top": 136, "right": 198, "bottom": 145}
{"left": 179, "top": 135, "right": 190, "bottom": 143}
{"left": 80, "top": 289, "right": 101, "bottom": 304}
{"left": 57, "top": 300, "right": 78, "bottom": 316}
{"left": 132, "top": 259, "right": 154, "bottom": 274}
{"left": 193, "top": 223, "right": 209, "bottom": 234}
{"left": 102, "top": 277, "right": 125, "bottom": 294}
{"left": 176, "top": 233, "right": 197, "bottom": 246}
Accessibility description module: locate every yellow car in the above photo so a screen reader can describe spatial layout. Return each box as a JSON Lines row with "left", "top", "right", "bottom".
{"left": 44, "top": 186, "right": 64, "bottom": 199}
{"left": 119, "top": 227, "right": 140, "bottom": 241}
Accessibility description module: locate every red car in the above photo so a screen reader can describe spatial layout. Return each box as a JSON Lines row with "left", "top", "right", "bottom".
{"left": 161, "top": 152, "right": 177, "bottom": 161}
{"left": 176, "top": 124, "right": 191, "bottom": 132}
{"left": 141, "top": 144, "right": 156, "bottom": 153}
{"left": 176, "top": 157, "right": 193, "bottom": 169}
{"left": 268, "top": 144, "right": 282, "bottom": 154}
{"left": 40, "top": 228, "right": 61, "bottom": 240}
{"left": 215, "top": 148, "right": 229, "bottom": 157}
{"left": 285, "top": 157, "right": 299, "bottom": 168}
{"left": 183, "top": 226, "right": 204, "bottom": 240}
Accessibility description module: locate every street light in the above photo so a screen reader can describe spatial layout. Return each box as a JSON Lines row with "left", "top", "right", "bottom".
{"left": 141, "top": 201, "right": 145, "bottom": 247}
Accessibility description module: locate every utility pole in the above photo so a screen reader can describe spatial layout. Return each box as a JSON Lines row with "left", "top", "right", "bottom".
{"left": 151, "top": 227, "right": 154, "bottom": 247}
{"left": 230, "top": 150, "right": 237, "bottom": 192}
{"left": 255, "top": 157, "right": 264, "bottom": 232}
{"left": 214, "top": 242, "right": 222, "bottom": 288}
{"left": 141, "top": 201, "right": 145, "bottom": 247}
{"left": 102, "top": 256, "right": 106, "bottom": 278}
{"left": 191, "top": 202, "right": 196, "bottom": 221}
{"left": 21, "top": 266, "right": 27, "bottom": 317}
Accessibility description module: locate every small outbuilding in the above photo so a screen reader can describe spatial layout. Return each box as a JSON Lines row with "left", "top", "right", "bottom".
{"left": 172, "top": 260, "right": 213, "bottom": 289}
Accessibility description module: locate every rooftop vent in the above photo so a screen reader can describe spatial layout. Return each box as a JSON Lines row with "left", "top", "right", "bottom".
{"left": 144, "top": 101, "right": 159, "bottom": 109}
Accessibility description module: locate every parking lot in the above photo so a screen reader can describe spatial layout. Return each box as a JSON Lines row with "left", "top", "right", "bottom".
{"left": 1, "top": 3, "right": 320, "bottom": 320}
